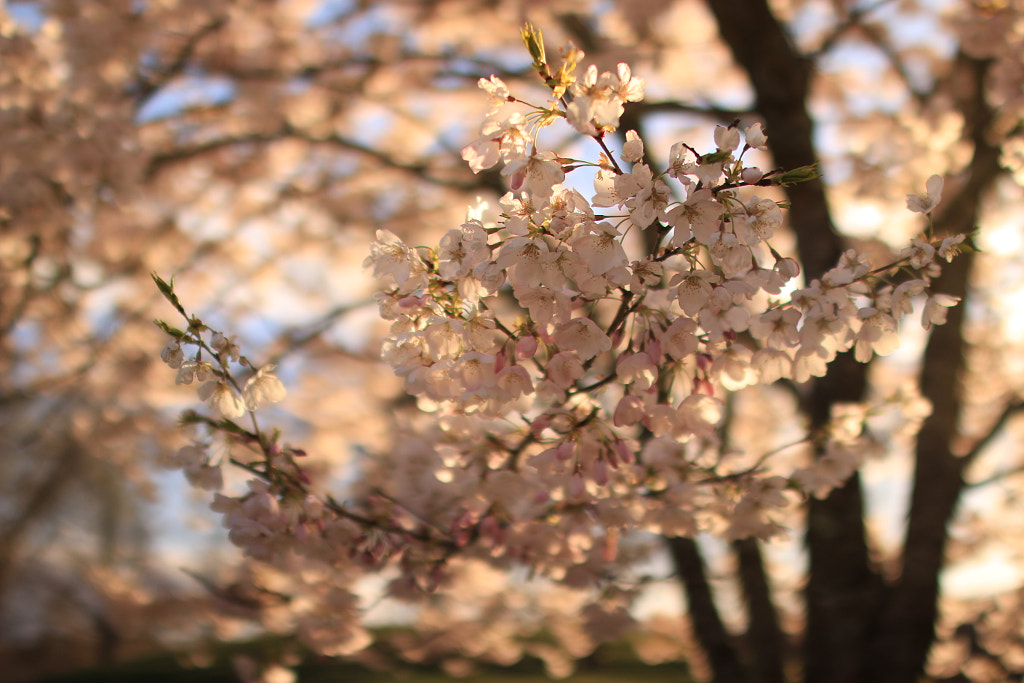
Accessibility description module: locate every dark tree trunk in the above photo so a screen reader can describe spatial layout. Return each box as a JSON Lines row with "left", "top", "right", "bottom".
{"left": 734, "top": 537, "right": 786, "bottom": 683}
{"left": 667, "top": 536, "right": 750, "bottom": 683}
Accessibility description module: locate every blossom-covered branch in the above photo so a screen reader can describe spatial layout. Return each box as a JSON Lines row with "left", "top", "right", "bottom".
{"left": 154, "top": 23, "right": 966, "bottom": 667}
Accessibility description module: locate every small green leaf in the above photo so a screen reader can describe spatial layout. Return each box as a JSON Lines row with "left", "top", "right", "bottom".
{"left": 216, "top": 418, "right": 250, "bottom": 436}
{"left": 151, "top": 272, "right": 187, "bottom": 317}
{"left": 776, "top": 163, "right": 822, "bottom": 187}
{"left": 154, "top": 319, "right": 186, "bottom": 339}
{"left": 700, "top": 151, "right": 732, "bottom": 164}
{"left": 961, "top": 230, "right": 982, "bottom": 254}
{"left": 521, "top": 23, "right": 546, "bottom": 67}
{"left": 178, "top": 409, "right": 204, "bottom": 425}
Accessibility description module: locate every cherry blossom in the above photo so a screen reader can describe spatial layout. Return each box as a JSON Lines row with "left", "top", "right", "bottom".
{"left": 565, "top": 63, "right": 644, "bottom": 135}
{"left": 462, "top": 112, "right": 529, "bottom": 173}
{"left": 552, "top": 318, "right": 612, "bottom": 362}
{"left": 922, "top": 294, "right": 960, "bottom": 330}
{"left": 620, "top": 130, "right": 644, "bottom": 163}
{"left": 671, "top": 269, "right": 719, "bottom": 316}
{"left": 197, "top": 380, "right": 247, "bottom": 418}
{"left": 243, "top": 366, "right": 287, "bottom": 411}
{"left": 906, "top": 174, "right": 944, "bottom": 214}
{"left": 666, "top": 188, "right": 726, "bottom": 246}
{"left": 161, "top": 340, "right": 184, "bottom": 368}
{"left": 502, "top": 151, "right": 565, "bottom": 196}
{"left": 745, "top": 122, "right": 768, "bottom": 150}
{"left": 568, "top": 222, "right": 628, "bottom": 276}
{"left": 626, "top": 163, "right": 670, "bottom": 228}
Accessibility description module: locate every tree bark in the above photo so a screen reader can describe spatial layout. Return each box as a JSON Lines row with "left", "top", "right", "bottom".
{"left": 667, "top": 536, "right": 750, "bottom": 683}
{"left": 734, "top": 538, "right": 786, "bottom": 683}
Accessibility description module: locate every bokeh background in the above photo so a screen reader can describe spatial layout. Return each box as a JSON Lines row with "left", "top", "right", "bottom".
{"left": 3, "top": 0, "right": 1024, "bottom": 681}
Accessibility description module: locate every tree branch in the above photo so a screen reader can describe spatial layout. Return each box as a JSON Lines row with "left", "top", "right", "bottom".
{"left": 808, "top": 0, "right": 897, "bottom": 60}
{"left": 131, "top": 15, "right": 228, "bottom": 104}
{"left": 144, "top": 123, "right": 505, "bottom": 195}
{"left": 962, "top": 400, "right": 1024, "bottom": 487}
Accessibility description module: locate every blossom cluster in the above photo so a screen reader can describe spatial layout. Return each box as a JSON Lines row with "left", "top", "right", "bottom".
{"left": 154, "top": 27, "right": 965, "bottom": 661}
{"left": 367, "top": 41, "right": 964, "bottom": 529}
{"left": 154, "top": 274, "right": 287, "bottom": 491}
{"left": 160, "top": 333, "right": 286, "bottom": 419}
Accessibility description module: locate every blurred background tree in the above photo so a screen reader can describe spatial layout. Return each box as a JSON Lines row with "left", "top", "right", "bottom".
{"left": 2, "top": 1, "right": 1024, "bottom": 681}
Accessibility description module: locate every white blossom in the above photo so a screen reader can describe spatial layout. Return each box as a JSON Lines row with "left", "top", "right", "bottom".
{"left": 569, "top": 222, "right": 627, "bottom": 275}
{"left": 161, "top": 341, "right": 184, "bottom": 368}
{"left": 547, "top": 351, "right": 585, "bottom": 389}
{"left": 745, "top": 122, "right": 768, "bottom": 150}
{"left": 672, "top": 269, "right": 719, "bottom": 316}
{"left": 198, "top": 380, "right": 246, "bottom": 418}
{"left": 620, "top": 129, "right": 644, "bottom": 163}
{"left": 502, "top": 150, "right": 565, "bottom": 197}
{"left": 714, "top": 124, "right": 741, "bottom": 152}
{"left": 906, "top": 174, "right": 944, "bottom": 214}
{"left": 922, "top": 294, "right": 959, "bottom": 330}
{"left": 627, "top": 163, "right": 670, "bottom": 228}
{"left": 666, "top": 189, "right": 725, "bottom": 246}
{"left": 477, "top": 74, "right": 510, "bottom": 112}
{"left": 243, "top": 366, "right": 287, "bottom": 410}
{"left": 901, "top": 238, "right": 936, "bottom": 269}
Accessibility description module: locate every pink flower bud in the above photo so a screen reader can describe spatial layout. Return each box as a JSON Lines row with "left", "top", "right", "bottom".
{"left": 742, "top": 167, "right": 764, "bottom": 184}
{"left": 479, "top": 515, "right": 505, "bottom": 547}
{"left": 531, "top": 415, "right": 551, "bottom": 435}
{"left": 615, "top": 439, "right": 635, "bottom": 465}
{"left": 556, "top": 440, "right": 575, "bottom": 461}
{"left": 774, "top": 257, "right": 800, "bottom": 280}
{"left": 398, "top": 296, "right": 422, "bottom": 308}
{"left": 568, "top": 472, "right": 587, "bottom": 499}
{"left": 605, "top": 446, "right": 620, "bottom": 469}
{"left": 646, "top": 339, "right": 662, "bottom": 363}
{"left": 516, "top": 336, "right": 539, "bottom": 359}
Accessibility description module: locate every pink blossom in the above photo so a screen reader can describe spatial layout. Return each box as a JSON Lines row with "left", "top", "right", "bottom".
{"left": 552, "top": 318, "right": 612, "bottom": 361}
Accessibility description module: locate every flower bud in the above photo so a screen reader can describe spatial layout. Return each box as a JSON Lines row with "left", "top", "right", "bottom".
{"left": 742, "top": 167, "right": 764, "bottom": 184}
{"left": 516, "top": 335, "right": 538, "bottom": 359}
{"left": 776, "top": 163, "right": 821, "bottom": 187}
